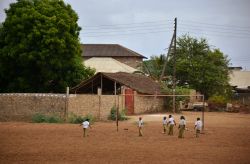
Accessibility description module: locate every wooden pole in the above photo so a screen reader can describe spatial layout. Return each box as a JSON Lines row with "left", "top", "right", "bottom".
{"left": 160, "top": 32, "right": 175, "bottom": 81}
{"left": 114, "top": 81, "right": 119, "bottom": 132}
{"left": 65, "top": 87, "right": 69, "bottom": 121}
{"left": 173, "top": 17, "right": 177, "bottom": 113}
{"left": 202, "top": 95, "right": 205, "bottom": 131}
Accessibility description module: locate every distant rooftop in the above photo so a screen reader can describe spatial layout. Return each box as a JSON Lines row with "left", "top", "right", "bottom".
{"left": 229, "top": 67, "right": 243, "bottom": 70}
{"left": 84, "top": 57, "right": 139, "bottom": 73}
{"left": 229, "top": 70, "right": 250, "bottom": 89}
{"left": 81, "top": 44, "right": 147, "bottom": 58}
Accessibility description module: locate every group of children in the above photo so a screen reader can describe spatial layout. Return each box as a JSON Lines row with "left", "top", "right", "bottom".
{"left": 80, "top": 116, "right": 203, "bottom": 138}
{"left": 138, "top": 115, "right": 203, "bottom": 138}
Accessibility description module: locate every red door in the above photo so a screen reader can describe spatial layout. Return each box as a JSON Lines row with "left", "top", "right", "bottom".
{"left": 125, "top": 88, "right": 134, "bottom": 115}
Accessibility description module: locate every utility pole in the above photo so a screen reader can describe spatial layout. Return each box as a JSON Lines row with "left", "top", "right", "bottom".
{"left": 172, "top": 17, "right": 177, "bottom": 113}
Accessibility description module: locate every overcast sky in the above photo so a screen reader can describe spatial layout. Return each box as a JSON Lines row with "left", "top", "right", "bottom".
{"left": 1, "top": 0, "right": 250, "bottom": 70}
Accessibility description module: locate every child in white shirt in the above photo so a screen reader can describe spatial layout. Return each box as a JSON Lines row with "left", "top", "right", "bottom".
{"left": 167, "top": 115, "right": 176, "bottom": 136}
{"left": 178, "top": 115, "right": 186, "bottom": 138}
{"left": 162, "top": 116, "right": 167, "bottom": 134}
{"left": 138, "top": 117, "right": 143, "bottom": 136}
{"left": 80, "top": 118, "right": 91, "bottom": 137}
{"left": 194, "top": 117, "right": 202, "bottom": 138}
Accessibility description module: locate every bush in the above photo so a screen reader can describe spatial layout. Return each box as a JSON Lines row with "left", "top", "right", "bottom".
{"left": 108, "top": 106, "right": 128, "bottom": 121}
{"left": 68, "top": 112, "right": 95, "bottom": 124}
{"left": 32, "top": 113, "right": 63, "bottom": 123}
{"left": 208, "top": 95, "right": 227, "bottom": 111}
{"left": 32, "top": 113, "right": 47, "bottom": 123}
{"left": 162, "top": 86, "right": 191, "bottom": 112}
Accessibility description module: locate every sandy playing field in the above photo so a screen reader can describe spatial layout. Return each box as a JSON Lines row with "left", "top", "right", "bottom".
{"left": 0, "top": 112, "right": 250, "bottom": 164}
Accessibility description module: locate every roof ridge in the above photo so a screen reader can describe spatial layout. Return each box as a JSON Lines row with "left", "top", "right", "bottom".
{"left": 117, "top": 44, "right": 146, "bottom": 58}
{"left": 81, "top": 44, "right": 147, "bottom": 58}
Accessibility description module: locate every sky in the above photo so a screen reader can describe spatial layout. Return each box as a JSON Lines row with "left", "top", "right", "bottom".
{"left": 1, "top": 0, "right": 250, "bottom": 70}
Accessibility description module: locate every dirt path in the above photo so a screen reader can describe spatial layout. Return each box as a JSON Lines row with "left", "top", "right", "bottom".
{"left": 0, "top": 112, "right": 250, "bottom": 164}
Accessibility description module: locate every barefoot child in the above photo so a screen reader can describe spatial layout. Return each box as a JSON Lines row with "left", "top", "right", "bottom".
{"left": 194, "top": 117, "right": 202, "bottom": 138}
{"left": 167, "top": 115, "right": 176, "bottom": 136}
{"left": 138, "top": 117, "right": 143, "bottom": 136}
{"left": 162, "top": 116, "right": 167, "bottom": 134}
{"left": 80, "top": 118, "right": 91, "bottom": 137}
{"left": 178, "top": 116, "right": 186, "bottom": 138}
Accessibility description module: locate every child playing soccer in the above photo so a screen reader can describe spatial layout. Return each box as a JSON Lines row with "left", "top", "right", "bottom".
{"left": 162, "top": 116, "right": 167, "bottom": 134}
{"left": 178, "top": 115, "right": 186, "bottom": 138}
{"left": 194, "top": 117, "right": 202, "bottom": 138}
{"left": 138, "top": 117, "right": 143, "bottom": 137}
{"left": 167, "top": 115, "right": 176, "bottom": 136}
{"left": 80, "top": 118, "right": 91, "bottom": 137}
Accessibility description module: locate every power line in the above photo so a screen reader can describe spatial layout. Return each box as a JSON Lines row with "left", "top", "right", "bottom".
{"left": 179, "top": 23, "right": 250, "bottom": 34}
{"left": 83, "top": 29, "right": 172, "bottom": 37}
{"left": 82, "top": 19, "right": 173, "bottom": 28}
{"left": 83, "top": 23, "right": 250, "bottom": 36}
{"left": 180, "top": 19, "right": 250, "bottom": 30}
{"left": 83, "top": 25, "right": 173, "bottom": 34}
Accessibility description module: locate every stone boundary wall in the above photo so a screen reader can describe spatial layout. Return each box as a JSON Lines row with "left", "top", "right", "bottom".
{"left": 0, "top": 93, "right": 165, "bottom": 121}
{"left": 68, "top": 94, "right": 123, "bottom": 120}
{"left": 0, "top": 93, "right": 66, "bottom": 121}
{"left": 134, "top": 95, "right": 165, "bottom": 114}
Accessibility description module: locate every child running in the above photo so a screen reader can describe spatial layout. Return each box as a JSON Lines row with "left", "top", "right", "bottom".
{"left": 80, "top": 118, "right": 91, "bottom": 137}
{"left": 194, "top": 117, "right": 202, "bottom": 138}
{"left": 178, "top": 116, "right": 186, "bottom": 138}
{"left": 162, "top": 116, "right": 167, "bottom": 134}
{"left": 138, "top": 117, "right": 143, "bottom": 137}
{"left": 167, "top": 115, "right": 176, "bottom": 136}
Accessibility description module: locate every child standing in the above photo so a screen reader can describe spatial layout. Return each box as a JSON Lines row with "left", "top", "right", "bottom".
{"left": 167, "top": 115, "right": 176, "bottom": 136}
{"left": 194, "top": 117, "right": 202, "bottom": 138}
{"left": 178, "top": 116, "right": 186, "bottom": 138}
{"left": 162, "top": 116, "right": 167, "bottom": 134}
{"left": 80, "top": 118, "right": 91, "bottom": 137}
{"left": 138, "top": 117, "right": 143, "bottom": 137}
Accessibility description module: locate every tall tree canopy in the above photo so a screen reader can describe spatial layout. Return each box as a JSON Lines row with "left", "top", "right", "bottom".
{"left": 166, "top": 35, "right": 231, "bottom": 99}
{"left": 142, "top": 35, "right": 231, "bottom": 99}
{"left": 0, "top": 0, "right": 94, "bottom": 93}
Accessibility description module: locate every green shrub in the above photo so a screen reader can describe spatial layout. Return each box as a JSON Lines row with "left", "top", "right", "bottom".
{"left": 32, "top": 113, "right": 47, "bottom": 123}
{"left": 208, "top": 95, "right": 227, "bottom": 111}
{"left": 162, "top": 86, "right": 191, "bottom": 112}
{"left": 68, "top": 112, "right": 95, "bottom": 124}
{"left": 108, "top": 106, "right": 128, "bottom": 121}
{"left": 47, "top": 115, "right": 63, "bottom": 123}
{"left": 32, "top": 113, "right": 63, "bottom": 123}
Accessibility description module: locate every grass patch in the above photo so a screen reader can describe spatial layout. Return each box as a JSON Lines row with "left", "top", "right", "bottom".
{"left": 68, "top": 112, "right": 95, "bottom": 124}
{"left": 32, "top": 113, "right": 63, "bottom": 123}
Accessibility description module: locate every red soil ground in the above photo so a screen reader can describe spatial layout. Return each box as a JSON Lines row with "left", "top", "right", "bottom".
{"left": 0, "top": 112, "right": 250, "bottom": 164}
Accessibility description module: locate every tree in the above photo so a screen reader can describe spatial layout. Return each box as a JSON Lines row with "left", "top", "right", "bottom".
{"left": 166, "top": 35, "right": 231, "bottom": 99}
{"left": 0, "top": 0, "right": 94, "bottom": 93}
{"left": 141, "top": 54, "right": 165, "bottom": 80}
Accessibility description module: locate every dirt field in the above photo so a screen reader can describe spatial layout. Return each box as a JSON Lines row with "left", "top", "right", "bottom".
{"left": 0, "top": 112, "right": 250, "bottom": 164}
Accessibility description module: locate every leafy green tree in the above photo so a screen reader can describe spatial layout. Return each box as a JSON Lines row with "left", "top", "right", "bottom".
{"left": 141, "top": 54, "right": 165, "bottom": 80}
{"left": 166, "top": 35, "right": 231, "bottom": 99}
{"left": 0, "top": 0, "right": 94, "bottom": 93}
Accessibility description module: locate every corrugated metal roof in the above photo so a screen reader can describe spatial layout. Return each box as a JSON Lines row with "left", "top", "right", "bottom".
{"left": 229, "top": 70, "right": 250, "bottom": 89}
{"left": 71, "top": 72, "right": 162, "bottom": 95}
{"left": 102, "top": 72, "right": 161, "bottom": 94}
{"left": 81, "top": 44, "right": 146, "bottom": 58}
{"left": 84, "top": 57, "right": 138, "bottom": 73}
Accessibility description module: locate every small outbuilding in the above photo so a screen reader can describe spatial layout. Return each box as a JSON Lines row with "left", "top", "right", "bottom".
{"left": 70, "top": 72, "right": 164, "bottom": 114}
{"left": 71, "top": 72, "right": 161, "bottom": 95}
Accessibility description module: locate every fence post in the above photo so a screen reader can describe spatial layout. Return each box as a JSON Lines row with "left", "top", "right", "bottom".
{"left": 65, "top": 87, "right": 69, "bottom": 121}
{"left": 202, "top": 95, "right": 205, "bottom": 131}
